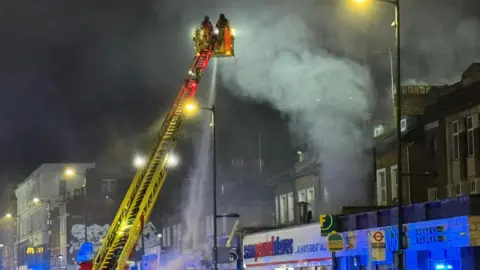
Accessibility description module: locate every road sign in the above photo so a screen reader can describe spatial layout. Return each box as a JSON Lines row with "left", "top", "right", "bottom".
{"left": 327, "top": 231, "right": 344, "bottom": 252}
{"left": 320, "top": 214, "right": 337, "bottom": 236}
{"left": 369, "top": 230, "right": 386, "bottom": 262}
{"left": 371, "top": 231, "right": 385, "bottom": 243}
{"left": 229, "top": 251, "right": 239, "bottom": 263}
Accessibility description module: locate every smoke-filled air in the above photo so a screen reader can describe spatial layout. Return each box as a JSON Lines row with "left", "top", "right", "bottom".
{"left": 220, "top": 12, "right": 375, "bottom": 212}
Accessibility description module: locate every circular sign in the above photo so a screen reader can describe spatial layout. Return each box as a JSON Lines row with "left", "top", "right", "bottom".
{"left": 373, "top": 232, "right": 384, "bottom": 242}
{"left": 229, "top": 251, "right": 239, "bottom": 262}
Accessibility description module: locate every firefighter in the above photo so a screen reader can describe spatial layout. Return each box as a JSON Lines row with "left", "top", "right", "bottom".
{"left": 215, "top": 14, "right": 230, "bottom": 51}
{"left": 200, "top": 15, "right": 213, "bottom": 46}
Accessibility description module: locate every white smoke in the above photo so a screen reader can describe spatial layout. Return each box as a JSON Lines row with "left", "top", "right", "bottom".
{"left": 221, "top": 13, "right": 376, "bottom": 213}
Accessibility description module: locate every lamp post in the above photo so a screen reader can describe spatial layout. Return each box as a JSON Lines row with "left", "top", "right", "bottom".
{"left": 354, "top": 0, "right": 402, "bottom": 268}
{"left": 183, "top": 101, "right": 240, "bottom": 269}
{"left": 64, "top": 168, "right": 88, "bottom": 244}
{"left": 33, "top": 197, "right": 52, "bottom": 269}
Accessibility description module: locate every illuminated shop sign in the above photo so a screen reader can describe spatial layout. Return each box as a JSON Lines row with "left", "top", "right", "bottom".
{"left": 414, "top": 225, "right": 446, "bottom": 244}
{"left": 296, "top": 242, "right": 327, "bottom": 253}
{"left": 244, "top": 236, "right": 293, "bottom": 261}
{"left": 26, "top": 246, "right": 44, "bottom": 254}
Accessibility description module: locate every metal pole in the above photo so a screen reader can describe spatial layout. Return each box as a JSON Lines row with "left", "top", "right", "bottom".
{"left": 47, "top": 200, "right": 52, "bottom": 269}
{"left": 212, "top": 105, "right": 218, "bottom": 270}
{"left": 84, "top": 176, "right": 88, "bottom": 243}
{"left": 388, "top": 47, "right": 395, "bottom": 101}
{"left": 394, "top": 1, "right": 404, "bottom": 270}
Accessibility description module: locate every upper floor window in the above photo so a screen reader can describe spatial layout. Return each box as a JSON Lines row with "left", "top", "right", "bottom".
{"left": 452, "top": 121, "right": 460, "bottom": 160}
{"left": 400, "top": 119, "right": 407, "bottom": 132}
{"left": 390, "top": 165, "right": 398, "bottom": 203}
{"left": 376, "top": 169, "right": 387, "bottom": 206}
{"left": 429, "top": 138, "right": 437, "bottom": 157}
{"left": 231, "top": 158, "right": 244, "bottom": 167}
{"left": 101, "top": 179, "right": 117, "bottom": 194}
{"left": 467, "top": 116, "right": 475, "bottom": 156}
{"left": 427, "top": 187, "right": 439, "bottom": 201}
{"left": 287, "top": 192, "right": 294, "bottom": 222}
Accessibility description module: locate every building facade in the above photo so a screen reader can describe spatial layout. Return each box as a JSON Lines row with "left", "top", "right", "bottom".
{"left": 243, "top": 195, "right": 480, "bottom": 270}
{"left": 374, "top": 63, "right": 480, "bottom": 207}
{"left": 14, "top": 163, "right": 95, "bottom": 270}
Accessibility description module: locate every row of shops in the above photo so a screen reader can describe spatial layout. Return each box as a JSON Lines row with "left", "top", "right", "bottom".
{"left": 145, "top": 214, "right": 480, "bottom": 270}
{"left": 242, "top": 215, "right": 480, "bottom": 270}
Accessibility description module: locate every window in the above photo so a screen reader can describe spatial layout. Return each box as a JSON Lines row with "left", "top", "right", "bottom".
{"left": 162, "top": 228, "right": 166, "bottom": 247}
{"left": 101, "top": 179, "right": 117, "bottom": 193}
{"left": 467, "top": 116, "right": 475, "bottom": 156}
{"left": 390, "top": 165, "right": 398, "bottom": 202}
{"left": 430, "top": 138, "right": 437, "bottom": 157}
{"left": 376, "top": 169, "right": 387, "bottom": 205}
{"left": 306, "top": 187, "right": 315, "bottom": 213}
{"left": 177, "top": 223, "right": 182, "bottom": 246}
{"left": 400, "top": 119, "right": 407, "bottom": 132}
{"left": 287, "top": 192, "right": 294, "bottom": 222}
{"left": 452, "top": 121, "right": 460, "bottom": 160}
{"left": 279, "top": 195, "right": 287, "bottom": 224}
{"left": 298, "top": 190, "right": 306, "bottom": 203}
{"left": 427, "top": 187, "right": 438, "bottom": 201}
{"left": 172, "top": 225, "right": 177, "bottom": 247}
{"left": 231, "top": 158, "right": 244, "bottom": 166}
{"left": 275, "top": 196, "right": 279, "bottom": 224}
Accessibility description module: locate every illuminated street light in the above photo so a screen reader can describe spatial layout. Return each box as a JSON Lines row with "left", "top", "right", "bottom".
{"left": 183, "top": 99, "right": 200, "bottom": 117}
{"left": 4, "top": 213, "right": 12, "bottom": 218}
{"left": 166, "top": 153, "right": 180, "bottom": 168}
{"left": 33, "top": 197, "right": 40, "bottom": 203}
{"left": 157, "top": 233, "right": 162, "bottom": 238}
{"left": 64, "top": 167, "right": 76, "bottom": 177}
{"left": 133, "top": 154, "right": 147, "bottom": 169}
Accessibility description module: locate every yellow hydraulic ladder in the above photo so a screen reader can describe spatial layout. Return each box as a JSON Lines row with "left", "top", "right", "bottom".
{"left": 90, "top": 18, "right": 235, "bottom": 270}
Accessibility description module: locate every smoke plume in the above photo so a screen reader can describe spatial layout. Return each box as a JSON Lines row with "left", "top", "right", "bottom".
{"left": 220, "top": 12, "right": 376, "bottom": 212}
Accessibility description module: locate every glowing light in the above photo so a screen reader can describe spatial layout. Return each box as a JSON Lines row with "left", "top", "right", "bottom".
{"left": 133, "top": 154, "right": 147, "bottom": 169}
{"left": 166, "top": 153, "right": 180, "bottom": 168}
{"left": 4, "top": 213, "right": 12, "bottom": 218}
{"left": 64, "top": 168, "right": 76, "bottom": 177}
{"left": 183, "top": 100, "right": 200, "bottom": 117}
{"left": 33, "top": 197, "right": 40, "bottom": 203}
{"left": 157, "top": 233, "right": 162, "bottom": 238}
{"left": 231, "top": 28, "right": 236, "bottom": 36}
{"left": 213, "top": 28, "right": 219, "bottom": 35}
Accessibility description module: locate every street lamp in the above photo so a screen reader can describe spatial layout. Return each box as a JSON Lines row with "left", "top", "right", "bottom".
{"left": 64, "top": 167, "right": 88, "bottom": 244}
{"left": 166, "top": 153, "right": 180, "bottom": 168}
{"left": 354, "top": 0, "right": 403, "bottom": 268}
{"left": 133, "top": 154, "right": 147, "bottom": 169}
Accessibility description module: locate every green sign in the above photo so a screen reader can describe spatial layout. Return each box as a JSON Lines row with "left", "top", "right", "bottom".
{"left": 319, "top": 214, "right": 337, "bottom": 236}
{"left": 327, "top": 231, "right": 345, "bottom": 252}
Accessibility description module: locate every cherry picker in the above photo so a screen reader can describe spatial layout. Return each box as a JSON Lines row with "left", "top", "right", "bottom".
{"left": 80, "top": 15, "right": 235, "bottom": 270}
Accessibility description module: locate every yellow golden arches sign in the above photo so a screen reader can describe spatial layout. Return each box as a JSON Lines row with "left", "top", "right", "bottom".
{"left": 26, "top": 246, "right": 44, "bottom": 254}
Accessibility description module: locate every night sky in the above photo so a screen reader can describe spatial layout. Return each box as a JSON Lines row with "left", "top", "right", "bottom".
{"left": 0, "top": 0, "right": 479, "bottom": 182}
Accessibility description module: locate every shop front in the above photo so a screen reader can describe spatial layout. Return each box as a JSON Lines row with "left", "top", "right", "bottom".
{"left": 336, "top": 215, "right": 475, "bottom": 270}
{"left": 243, "top": 224, "right": 332, "bottom": 270}
{"left": 242, "top": 215, "right": 480, "bottom": 270}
